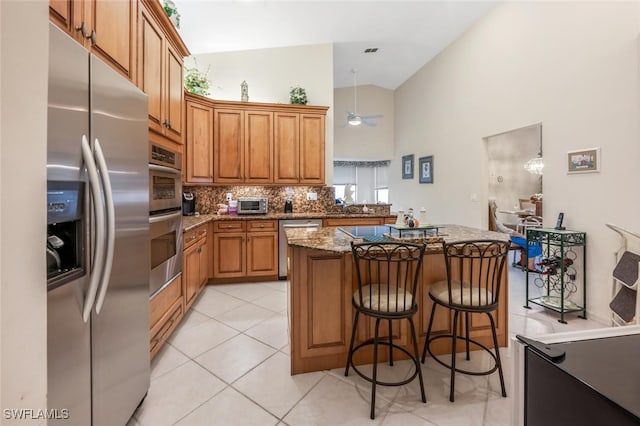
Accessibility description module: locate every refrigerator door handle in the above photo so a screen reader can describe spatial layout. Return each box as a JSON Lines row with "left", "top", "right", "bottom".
{"left": 81, "top": 135, "right": 105, "bottom": 323}
{"left": 94, "top": 138, "right": 115, "bottom": 315}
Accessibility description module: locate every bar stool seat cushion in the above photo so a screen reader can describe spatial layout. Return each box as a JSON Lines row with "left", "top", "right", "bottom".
{"left": 354, "top": 284, "right": 414, "bottom": 312}
{"left": 429, "top": 280, "right": 493, "bottom": 306}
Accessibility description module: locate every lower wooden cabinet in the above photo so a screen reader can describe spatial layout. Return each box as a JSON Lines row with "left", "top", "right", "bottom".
{"left": 149, "top": 273, "right": 183, "bottom": 359}
{"left": 183, "top": 224, "right": 208, "bottom": 310}
{"left": 213, "top": 219, "right": 278, "bottom": 281}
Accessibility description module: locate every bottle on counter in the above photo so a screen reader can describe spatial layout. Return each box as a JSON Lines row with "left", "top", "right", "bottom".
{"left": 405, "top": 208, "right": 416, "bottom": 228}
{"left": 419, "top": 207, "right": 427, "bottom": 224}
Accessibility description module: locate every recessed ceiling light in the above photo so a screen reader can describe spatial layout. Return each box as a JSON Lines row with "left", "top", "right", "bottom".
{"left": 364, "top": 48, "right": 378, "bottom": 53}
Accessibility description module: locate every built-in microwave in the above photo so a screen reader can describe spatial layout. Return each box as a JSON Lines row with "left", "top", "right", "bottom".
{"left": 237, "top": 197, "right": 268, "bottom": 215}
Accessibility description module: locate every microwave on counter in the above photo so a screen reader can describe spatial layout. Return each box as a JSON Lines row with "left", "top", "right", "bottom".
{"left": 237, "top": 197, "right": 268, "bottom": 215}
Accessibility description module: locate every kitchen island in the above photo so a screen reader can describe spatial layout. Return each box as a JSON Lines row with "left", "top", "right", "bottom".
{"left": 285, "top": 225, "right": 511, "bottom": 374}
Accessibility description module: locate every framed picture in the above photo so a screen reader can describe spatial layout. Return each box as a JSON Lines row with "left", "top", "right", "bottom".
{"left": 419, "top": 156, "right": 433, "bottom": 184}
{"left": 567, "top": 147, "right": 600, "bottom": 174}
{"left": 402, "top": 154, "right": 414, "bottom": 179}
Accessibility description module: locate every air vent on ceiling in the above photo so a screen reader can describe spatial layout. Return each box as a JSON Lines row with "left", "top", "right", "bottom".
{"left": 364, "top": 48, "right": 378, "bottom": 53}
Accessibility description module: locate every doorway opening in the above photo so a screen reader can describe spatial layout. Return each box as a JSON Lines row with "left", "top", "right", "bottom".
{"left": 485, "top": 123, "right": 543, "bottom": 232}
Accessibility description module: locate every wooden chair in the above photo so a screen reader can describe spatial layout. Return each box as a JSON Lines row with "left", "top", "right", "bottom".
{"left": 421, "top": 240, "right": 510, "bottom": 402}
{"left": 346, "top": 241, "right": 427, "bottom": 419}
{"left": 488, "top": 200, "right": 525, "bottom": 269}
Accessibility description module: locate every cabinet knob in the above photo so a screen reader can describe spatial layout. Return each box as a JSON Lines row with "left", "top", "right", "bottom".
{"left": 75, "top": 22, "right": 89, "bottom": 38}
{"left": 89, "top": 29, "right": 96, "bottom": 46}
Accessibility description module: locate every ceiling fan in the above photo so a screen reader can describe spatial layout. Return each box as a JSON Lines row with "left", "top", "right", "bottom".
{"left": 346, "top": 69, "right": 383, "bottom": 127}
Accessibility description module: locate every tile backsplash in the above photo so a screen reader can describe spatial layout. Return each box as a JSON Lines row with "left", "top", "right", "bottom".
{"left": 183, "top": 185, "right": 391, "bottom": 216}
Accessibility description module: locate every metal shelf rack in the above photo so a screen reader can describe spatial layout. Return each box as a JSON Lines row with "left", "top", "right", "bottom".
{"left": 524, "top": 228, "right": 587, "bottom": 324}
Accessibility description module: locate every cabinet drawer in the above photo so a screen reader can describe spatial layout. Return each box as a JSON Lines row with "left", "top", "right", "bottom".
{"left": 183, "top": 229, "right": 198, "bottom": 249}
{"left": 150, "top": 298, "right": 183, "bottom": 358}
{"left": 247, "top": 220, "right": 277, "bottom": 232}
{"left": 213, "top": 220, "right": 246, "bottom": 232}
{"left": 184, "top": 225, "right": 208, "bottom": 249}
{"left": 150, "top": 274, "right": 182, "bottom": 328}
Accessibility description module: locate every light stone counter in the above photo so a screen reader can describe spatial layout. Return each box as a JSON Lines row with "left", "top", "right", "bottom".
{"left": 284, "top": 224, "right": 511, "bottom": 253}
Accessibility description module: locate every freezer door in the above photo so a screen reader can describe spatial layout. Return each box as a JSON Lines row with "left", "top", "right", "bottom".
{"left": 89, "top": 55, "right": 150, "bottom": 426}
{"left": 47, "top": 24, "right": 92, "bottom": 426}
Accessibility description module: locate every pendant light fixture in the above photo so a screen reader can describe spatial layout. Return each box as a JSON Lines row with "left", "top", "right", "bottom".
{"left": 524, "top": 155, "right": 544, "bottom": 175}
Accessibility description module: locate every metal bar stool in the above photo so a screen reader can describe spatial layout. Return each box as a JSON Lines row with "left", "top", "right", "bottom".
{"left": 421, "top": 240, "right": 509, "bottom": 402}
{"left": 345, "top": 241, "right": 427, "bottom": 419}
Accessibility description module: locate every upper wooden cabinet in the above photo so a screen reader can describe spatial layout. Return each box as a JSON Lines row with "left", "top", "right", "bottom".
{"left": 213, "top": 108, "right": 274, "bottom": 184}
{"left": 185, "top": 94, "right": 214, "bottom": 184}
{"left": 138, "top": 0, "right": 189, "bottom": 145}
{"left": 274, "top": 112, "right": 325, "bottom": 185}
{"left": 50, "top": 0, "right": 137, "bottom": 82}
{"left": 183, "top": 96, "right": 328, "bottom": 185}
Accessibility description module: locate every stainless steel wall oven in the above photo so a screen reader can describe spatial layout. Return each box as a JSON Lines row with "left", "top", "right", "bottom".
{"left": 149, "top": 143, "right": 182, "bottom": 296}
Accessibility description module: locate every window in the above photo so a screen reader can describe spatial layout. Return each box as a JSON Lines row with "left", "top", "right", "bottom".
{"left": 333, "top": 161, "right": 389, "bottom": 204}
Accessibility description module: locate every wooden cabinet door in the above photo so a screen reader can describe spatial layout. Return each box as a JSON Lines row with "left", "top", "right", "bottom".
{"left": 165, "top": 43, "right": 184, "bottom": 143}
{"left": 244, "top": 111, "right": 273, "bottom": 183}
{"left": 197, "top": 238, "right": 208, "bottom": 289}
{"left": 214, "top": 109, "right": 244, "bottom": 183}
{"left": 138, "top": 6, "right": 164, "bottom": 135}
{"left": 274, "top": 112, "right": 300, "bottom": 183}
{"left": 185, "top": 101, "right": 213, "bottom": 183}
{"left": 50, "top": 0, "right": 82, "bottom": 36}
{"left": 299, "top": 113, "right": 325, "bottom": 184}
{"left": 183, "top": 241, "right": 199, "bottom": 308}
{"left": 88, "top": 0, "right": 136, "bottom": 82}
{"left": 213, "top": 232, "right": 246, "bottom": 278}
{"left": 246, "top": 232, "right": 278, "bottom": 277}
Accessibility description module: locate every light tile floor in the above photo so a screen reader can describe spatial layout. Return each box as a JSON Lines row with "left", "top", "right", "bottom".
{"left": 130, "top": 262, "right": 603, "bottom": 426}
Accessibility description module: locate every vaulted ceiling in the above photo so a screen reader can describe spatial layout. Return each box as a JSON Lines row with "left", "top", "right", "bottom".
{"left": 174, "top": 1, "right": 498, "bottom": 90}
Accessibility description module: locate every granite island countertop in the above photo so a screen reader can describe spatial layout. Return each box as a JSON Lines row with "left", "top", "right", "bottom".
{"left": 182, "top": 212, "right": 396, "bottom": 232}
{"left": 284, "top": 224, "right": 511, "bottom": 253}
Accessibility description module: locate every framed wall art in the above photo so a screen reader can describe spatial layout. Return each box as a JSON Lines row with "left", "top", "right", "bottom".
{"left": 419, "top": 156, "right": 434, "bottom": 184}
{"left": 567, "top": 147, "right": 600, "bottom": 174}
{"left": 402, "top": 154, "right": 414, "bottom": 179}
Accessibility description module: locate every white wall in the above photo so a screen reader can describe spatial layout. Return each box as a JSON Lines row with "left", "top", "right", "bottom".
{"left": 189, "top": 44, "right": 335, "bottom": 184}
{"left": 0, "top": 0, "right": 48, "bottom": 419}
{"left": 391, "top": 1, "right": 640, "bottom": 323}
{"left": 334, "top": 84, "right": 394, "bottom": 160}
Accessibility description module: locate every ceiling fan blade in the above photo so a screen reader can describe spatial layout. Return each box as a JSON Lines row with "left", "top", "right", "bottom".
{"left": 362, "top": 120, "right": 377, "bottom": 127}
{"left": 361, "top": 114, "right": 384, "bottom": 120}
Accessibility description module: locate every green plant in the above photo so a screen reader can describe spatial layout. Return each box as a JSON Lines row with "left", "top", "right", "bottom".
{"left": 162, "top": 0, "right": 180, "bottom": 28}
{"left": 289, "top": 86, "right": 308, "bottom": 105}
{"left": 184, "top": 60, "right": 210, "bottom": 96}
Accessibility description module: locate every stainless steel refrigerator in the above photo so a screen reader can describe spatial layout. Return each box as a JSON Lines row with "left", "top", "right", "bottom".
{"left": 47, "top": 23, "right": 150, "bottom": 426}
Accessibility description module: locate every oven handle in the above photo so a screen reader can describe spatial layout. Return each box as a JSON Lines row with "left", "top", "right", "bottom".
{"left": 283, "top": 223, "right": 321, "bottom": 229}
{"left": 81, "top": 135, "right": 104, "bottom": 323}
{"left": 149, "top": 210, "right": 183, "bottom": 224}
{"left": 149, "top": 163, "right": 181, "bottom": 176}
{"left": 94, "top": 138, "right": 115, "bottom": 315}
